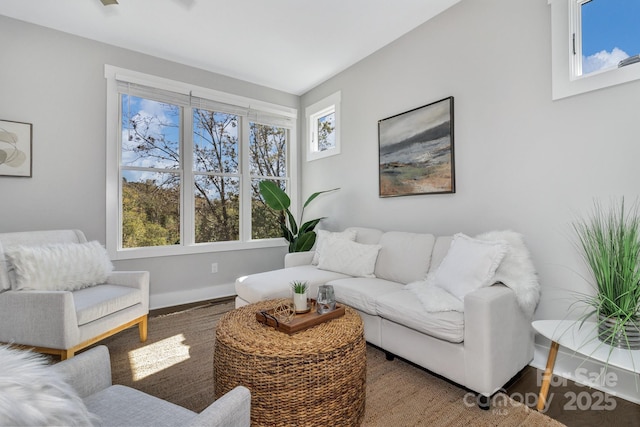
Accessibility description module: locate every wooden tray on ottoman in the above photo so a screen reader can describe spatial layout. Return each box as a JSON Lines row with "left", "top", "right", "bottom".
{"left": 256, "top": 302, "right": 345, "bottom": 334}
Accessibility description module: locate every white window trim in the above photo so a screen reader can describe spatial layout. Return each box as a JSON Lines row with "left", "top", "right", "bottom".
{"left": 306, "top": 91, "right": 341, "bottom": 162}
{"left": 104, "top": 65, "right": 297, "bottom": 260}
{"left": 549, "top": 0, "right": 640, "bottom": 100}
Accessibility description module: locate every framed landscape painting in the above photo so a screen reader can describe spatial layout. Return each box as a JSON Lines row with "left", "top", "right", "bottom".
{"left": 378, "top": 97, "right": 454, "bottom": 197}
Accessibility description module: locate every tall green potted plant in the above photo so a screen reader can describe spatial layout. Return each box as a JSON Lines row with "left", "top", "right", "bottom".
{"left": 573, "top": 198, "right": 640, "bottom": 350}
{"left": 259, "top": 180, "right": 338, "bottom": 253}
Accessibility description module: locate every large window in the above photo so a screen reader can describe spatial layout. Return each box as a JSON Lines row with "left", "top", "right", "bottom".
{"left": 105, "top": 66, "right": 297, "bottom": 259}
{"left": 549, "top": 0, "right": 640, "bottom": 99}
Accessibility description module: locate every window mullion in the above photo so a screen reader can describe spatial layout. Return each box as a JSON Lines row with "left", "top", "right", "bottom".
{"left": 183, "top": 107, "right": 195, "bottom": 246}
{"left": 240, "top": 117, "right": 251, "bottom": 242}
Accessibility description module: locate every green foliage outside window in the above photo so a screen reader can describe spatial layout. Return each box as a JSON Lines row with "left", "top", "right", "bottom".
{"left": 120, "top": 94, "right": 287, "bottom": 248}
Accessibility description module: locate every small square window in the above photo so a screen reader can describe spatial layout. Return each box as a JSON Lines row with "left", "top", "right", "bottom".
{"left": 306, "top": 91, "right": 340, "bottom": 161}
{"left": 580, "top": 0, "right": 640, "bottom": 76}
{"left": 549, "top": 0, "right": 640, "bottom": 99}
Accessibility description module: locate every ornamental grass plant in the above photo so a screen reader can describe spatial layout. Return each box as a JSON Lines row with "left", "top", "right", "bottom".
{"left": 572, "top": 198, "right": 640, "bottom": 349}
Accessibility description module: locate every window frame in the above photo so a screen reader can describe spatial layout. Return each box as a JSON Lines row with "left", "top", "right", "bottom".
{"left": 306, "top": 91, "right": 341, "bottom": 162}
{"left": 549, "top": 0, "right": 640, "bottom": 100}
{"left": 104, "top": 65, "right": 298, "bottom": 260}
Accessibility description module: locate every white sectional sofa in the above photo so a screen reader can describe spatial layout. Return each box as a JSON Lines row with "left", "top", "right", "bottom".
{"left": 235, "top": 227, "right": 540, "bottom": 406}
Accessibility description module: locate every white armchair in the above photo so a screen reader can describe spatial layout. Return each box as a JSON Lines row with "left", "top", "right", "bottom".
{"left": 0, "top": 229, "right": 149, "bottom": 359}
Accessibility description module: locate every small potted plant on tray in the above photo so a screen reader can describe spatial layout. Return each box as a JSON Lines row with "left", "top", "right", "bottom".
{"left": 291, "top": 281, "right": 309, "bottom": 313}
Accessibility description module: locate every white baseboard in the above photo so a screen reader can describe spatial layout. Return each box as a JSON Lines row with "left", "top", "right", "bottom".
{"left": 531, "top": 341, "right": 640, "bottom": 405}
{"left": 150, "top": 283, "right": 236, "bottom": 310}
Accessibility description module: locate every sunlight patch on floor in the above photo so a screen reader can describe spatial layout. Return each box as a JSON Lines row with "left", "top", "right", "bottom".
{"left": 127, "top": 334, "right": 191, "bottom": 381}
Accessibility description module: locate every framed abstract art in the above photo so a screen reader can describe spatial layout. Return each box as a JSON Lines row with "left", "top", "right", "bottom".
{"left": 378, "top": 97, "right": 454, "bottom": 197}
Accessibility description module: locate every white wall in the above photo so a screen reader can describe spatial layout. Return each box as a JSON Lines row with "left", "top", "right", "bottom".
{"left": 300, "top": 0, "right": 640, "bottom": 322}
{"left": 0, "top": 15, "right": 293, "bottom": 308}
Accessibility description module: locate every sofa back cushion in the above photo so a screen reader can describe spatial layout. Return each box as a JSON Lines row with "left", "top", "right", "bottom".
{"left": 345, "top": 227, "right": 384, "bottom": 245}
{"left": 428, "top": 236, "right": 454, "bottom": 273}
{"left": 374, "top": 232, "right": 435, "bottom": 284}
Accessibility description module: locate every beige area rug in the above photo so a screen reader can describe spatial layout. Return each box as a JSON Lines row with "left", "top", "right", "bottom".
{"left": 98, "top": 302, "right": 564, "bottom": 426}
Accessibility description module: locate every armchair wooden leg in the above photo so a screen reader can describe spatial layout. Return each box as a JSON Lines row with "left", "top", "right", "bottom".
{"left": 60, "top": 349, "right": 74, "bottom": 361}
{"left": 139, "top": 315, "right": 148, "bottom": 342}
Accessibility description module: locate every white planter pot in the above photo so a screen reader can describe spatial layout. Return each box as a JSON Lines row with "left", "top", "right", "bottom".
{"left": 293, "top": 292, "right": 308, "bottom": 312}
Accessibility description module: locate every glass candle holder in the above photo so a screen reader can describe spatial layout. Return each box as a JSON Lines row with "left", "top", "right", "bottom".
{"left": 316, "top": 284, "right": 336, "bottom": 314}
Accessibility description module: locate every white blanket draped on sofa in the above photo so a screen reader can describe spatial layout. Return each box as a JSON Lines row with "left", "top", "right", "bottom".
{"left": 407, "top": 230, "right": 540, "bottom": 317}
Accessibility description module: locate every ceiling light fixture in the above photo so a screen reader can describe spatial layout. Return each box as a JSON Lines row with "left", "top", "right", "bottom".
{"left": 101, "top": 0, "right": 119, "bottom": 5}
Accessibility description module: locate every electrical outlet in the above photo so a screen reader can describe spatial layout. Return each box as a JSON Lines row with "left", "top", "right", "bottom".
{"left": 211, "top": 263, "right": 218, "bottom": 273}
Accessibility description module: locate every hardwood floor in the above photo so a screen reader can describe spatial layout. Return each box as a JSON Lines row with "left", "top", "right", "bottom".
{"left": 152, "top": 298, "right": 639, "bottom": 426}
{"left": 149, "top": 296, "right": 235, "bottom": 317}
{"left": 505, "top": 365, "right": 640, "bottom": 426}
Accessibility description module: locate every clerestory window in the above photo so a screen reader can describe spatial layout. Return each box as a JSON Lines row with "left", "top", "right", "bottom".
{"left": 549, "top": 0, "right": 640, "bottom": 99}
{"left": 575, "top": 0, "right": 640, "bottom": 76}
{"left": 306, "top": 91, "right": 341, "bottom": 161}
{"left": 105, "top": 65, "right": 297, "bottom": 259}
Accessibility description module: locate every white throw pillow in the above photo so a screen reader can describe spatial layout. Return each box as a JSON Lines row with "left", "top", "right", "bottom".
{"left": 7, "top": 241, "right": 113, "bottom": 291}
{"left": 433, "top": 233, "right": 508, "bottom": 301}
{"left": 311, "top": 229, "right": 357, "bottom": 265}
{"left": 0, "top": 345, "right": 98, "bottom": 426}
{"left": 317, "top": 238, "right": 381, "bottom": 278}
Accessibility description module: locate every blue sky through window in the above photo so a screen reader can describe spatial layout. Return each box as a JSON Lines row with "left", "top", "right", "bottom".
{"left": 121, "top": 94, "right": 180, "bottom": 183}
{"left": 581, "top": 0, "right": 640, "bottom": 74}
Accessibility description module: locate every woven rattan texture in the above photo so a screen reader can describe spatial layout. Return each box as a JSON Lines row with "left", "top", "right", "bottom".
{"left": 214, "top": 299, "right": 366, "bottom": 427}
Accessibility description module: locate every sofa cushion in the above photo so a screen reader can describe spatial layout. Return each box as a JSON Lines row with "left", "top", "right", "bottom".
{"left": 346, "top": 227, "right": 384, "bottom": 245}
{"left": 311, "top": 229, "right": 357, "bottom": 265}
{"left": 432, "top": 233, "right": 508, "bottom": 301}
{"left": 84, "top": 385, "right": 195, "bottom": 427}
{"left": 330, "top": 277, "right": 403, "bottom": 315}
{"left": 428, "top": 236, "right": 453, "bottom": 273}
{"left": 6, "top": 241, "right": 113, "bottom": 291}
{"left": 235, "top": 265, "right": 350, "bottom": 304}
{"left": 317, "top": 239, "right": 381, "bottom": 277}
{"left": 375, "top": 290, "right": 464, "bottom": 343}
{"left": 73, "top": 285, "right": 143, "bottom": 326}
{"left": 374, "top": 231, "right": 435, "bottom": 284}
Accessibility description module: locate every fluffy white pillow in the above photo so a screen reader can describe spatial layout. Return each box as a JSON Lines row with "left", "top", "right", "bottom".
{"left": 317, "top": 238, "right": 381, "bottom": 278}
{"left": 433, "top": 233, "right": 508, "bottom": 301}
{"left": 311, "top": 229, "right": 357, "bottom": 265}
{"left": 7, "top": 241, "right": 113, "bottom": 291}
{"left": 475, "top": 230, "right": 540, "bottom": 317}
{"left": 0, "top": 345, "right": 98, "bottom": 426}
{"left": 406, "top": 280, "right": 464, "bottom": 312}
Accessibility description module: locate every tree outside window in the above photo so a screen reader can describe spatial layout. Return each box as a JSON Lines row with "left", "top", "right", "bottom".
{"left": 120, "top": 94, "right": 287, "bottom": 249}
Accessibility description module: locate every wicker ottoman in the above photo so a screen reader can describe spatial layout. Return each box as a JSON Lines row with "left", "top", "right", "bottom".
{"left": 214, "top": 299, "right": 366, "bottom": 427}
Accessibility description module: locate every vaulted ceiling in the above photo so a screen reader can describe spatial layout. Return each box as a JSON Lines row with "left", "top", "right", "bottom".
{"left": 0, "top": 0, "right": 459, "bottom": 95}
